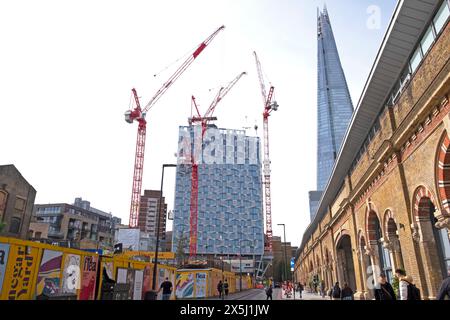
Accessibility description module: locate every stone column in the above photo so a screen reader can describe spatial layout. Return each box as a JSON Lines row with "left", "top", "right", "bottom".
{"left": 355, "top": 248, "right": 367, "bottom": 300}
{"left": 414, "top": 218, "right": 442, "bottom": 299}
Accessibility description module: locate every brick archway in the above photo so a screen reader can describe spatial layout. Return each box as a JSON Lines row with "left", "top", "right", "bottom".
{"left": 437, "top": 132, "right": 450, "bottom": 213}
{"left": 366, "top": 210, "right": 382, "bottom": 243}
{"left": 413, "top": 186, "right": 438, "bottom": 220}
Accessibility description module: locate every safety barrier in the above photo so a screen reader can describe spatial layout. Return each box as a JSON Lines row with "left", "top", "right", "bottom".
{"left": 0, "top": 237, "right": 239, "bottom": 300}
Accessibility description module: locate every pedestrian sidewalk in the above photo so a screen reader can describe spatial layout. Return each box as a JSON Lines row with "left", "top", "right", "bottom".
{"left": 281, "top": 289, "right": 330, "bottom": 300}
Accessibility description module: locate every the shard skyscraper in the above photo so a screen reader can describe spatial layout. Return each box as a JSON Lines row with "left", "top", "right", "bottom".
{"left": 309, "top": 6, "right": 354, "bottom": 221}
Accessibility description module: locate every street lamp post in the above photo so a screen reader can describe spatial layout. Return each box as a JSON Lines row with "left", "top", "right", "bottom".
{"left": 151, "top": 164, "right": 177, "bottom": 296}
{"left": 277, "top": 223, "right": 288, "bottom": 285}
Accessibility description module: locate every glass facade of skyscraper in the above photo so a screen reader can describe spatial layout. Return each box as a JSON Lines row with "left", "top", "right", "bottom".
{"left": 309, "top": 7, "right": 354, "bottom": 220}
{"left": 172, "top": 125, "right": 264, "bottom": 256}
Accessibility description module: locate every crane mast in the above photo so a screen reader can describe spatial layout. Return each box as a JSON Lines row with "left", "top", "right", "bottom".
{"left": 187, "top": 71, "right": 246, "bottom": 258}
{"left": 125, "top": 26, "right": 225, "bottom": 228}
{"left": 254, "top": 51, "right": 278, "bottom": 253}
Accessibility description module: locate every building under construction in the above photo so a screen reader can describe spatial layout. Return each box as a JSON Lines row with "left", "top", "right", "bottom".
{"left": 172, "top": 125, "right": 264, "bottom": 258}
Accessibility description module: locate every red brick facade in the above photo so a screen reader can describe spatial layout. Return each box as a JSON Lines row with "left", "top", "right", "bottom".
{"left": 296, "top": 17, "right": 450, "bottom": 300}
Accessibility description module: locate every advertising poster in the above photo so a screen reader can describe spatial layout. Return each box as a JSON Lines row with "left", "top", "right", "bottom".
{"left": 0, "top": 243, "right": 10, "bottom": 294}
{"left": 176, "top": 272, "right": 194, "bottom": 298}
{"left": 127, "top": 268, "right": 135, "bottom": 300}
{"left": 195, "top": 272, "right": 207, "bottom": 298}
{"left": 117, "top": 268, "right": 127, "bottom": 284}
{"left": 35, "top": 250, "right": 63, "bottom": 296}
{"left": 142, "top": 265, "right": 152, "bottom": 299}
{"left": 133, "top": 270, "right": 143, "bottom": 300}
{"left": 1, "top": 245, "right": 39, "bottom": 300}
{"left": 104, "top": 261, "right": 114, "bottom": 281}
{"left": 79, "top": 255, "right": 98, "bottom": 300}
{"left": 61, "top": 254, "right": 80, "bottom": 294}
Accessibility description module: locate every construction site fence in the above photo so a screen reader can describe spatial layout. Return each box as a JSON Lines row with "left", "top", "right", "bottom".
{"left": 0, "top": 236, "right": 253, "bottom": 300}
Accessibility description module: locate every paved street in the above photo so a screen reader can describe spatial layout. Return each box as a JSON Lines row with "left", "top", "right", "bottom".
{"left": 205, "top": 288, "right": 332, "bottom": 300}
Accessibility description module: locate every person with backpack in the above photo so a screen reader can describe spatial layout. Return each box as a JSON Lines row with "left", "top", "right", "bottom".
{"left": 332, "top": 282, "right": 341, "bottom": 300}
{"left": 395, "top": 269, "right": 421, "bottom": 300}
{"left": 374, "top": 273, "right": 396, "bottom": 300}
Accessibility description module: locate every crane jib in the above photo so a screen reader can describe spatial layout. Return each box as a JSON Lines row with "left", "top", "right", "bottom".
{"left": 193, "top": 42, "right": 207, "bottom": 58}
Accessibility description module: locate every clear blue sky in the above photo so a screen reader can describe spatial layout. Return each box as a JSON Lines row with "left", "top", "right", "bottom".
{"left": 0, "top": 0, "right": 397, "bottom": 247}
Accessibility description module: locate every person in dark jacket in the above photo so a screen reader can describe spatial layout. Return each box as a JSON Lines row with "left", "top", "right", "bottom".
{"left": 332, "top": 282, "right": 341, "bottom": 300}
{"left": 374, "top": 273, "right": 396, "bottom": 300}
{"left": 217, "top": 281, "right": 223, "bottom": 298}
{"left": 340, "top": 283, "right": 354, "bottom": 300}
{"left": 266, "top": 285, "right": 273, "bottom": 300}
{"left": 437, "top": 267, "right": 450, "bottom": 300}
{"left": 298, "top": 282, "right": 304, "bottom": 299}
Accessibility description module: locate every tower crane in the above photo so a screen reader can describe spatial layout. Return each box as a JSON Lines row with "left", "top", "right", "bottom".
{"left": 187, "top": 71, "right": 247, "bottom": 258}
{"left": 253, "top": 51, "right": 278, "bottom": 253}
{"left": 125, "top": 26, "right": 225, "bottom": 228}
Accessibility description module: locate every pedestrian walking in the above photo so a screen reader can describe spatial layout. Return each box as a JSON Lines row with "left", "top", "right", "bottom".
{"left": 266, "top": 285, "right": 273, "bottom": 300}
{"left": 217, "top": 280, "right": 223, "bottom": 298}
{"left": 331, "top": 282, "right": 341, "bottom": 300}
{"left": 298, "top": 282, "right": 304, "bottom": 299}
{"left": 374, "top": 273, "right": 396, "bottom": 300}
{"left": 340, "top": 283, "right": 354, "bottom": 300}
{"left": 437, "top": 266, "right": 450, "bottom": 300}
{"left": 224, "top": 279, "right": 229, "bottom": 297}
{"left": 320, "top": 280, "right": 326, "bottom": 298}
{"left": 158, "top": 277, "right": 173, "bottom": 300}
{"left": 395, "top": 269, "right": 421, "bottom": 300}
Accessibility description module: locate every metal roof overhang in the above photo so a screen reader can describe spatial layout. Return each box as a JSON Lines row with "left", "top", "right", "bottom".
{"left": 299, "top": 0, "right": 443, "bottom": 254}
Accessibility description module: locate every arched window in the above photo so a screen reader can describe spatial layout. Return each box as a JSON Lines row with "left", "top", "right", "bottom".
{"left": 368, "top": 211, "right": 393, "bottom": 282}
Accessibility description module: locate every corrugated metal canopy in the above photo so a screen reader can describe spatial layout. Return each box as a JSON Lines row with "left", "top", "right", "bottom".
{"left": 299, "top": 0, "right": 443, "bottom": 254}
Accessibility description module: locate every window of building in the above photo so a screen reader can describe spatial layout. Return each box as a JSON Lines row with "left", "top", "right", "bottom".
{"left": 9, "top": 217, "right": 21, "bottom": 234}
{"left": 14, "top": 197, "right": 26, "bottom": 211}
{"left": 433, "top": 1, "right": 450, "bottom": 34}
{"left": 35, "top": 232, "right": 42, "bottom": 239}
{"left": 409, "top": 46, "right": 422, "bottom": 77}
{"left": 420, "top": 25, "right": 435, "bottom": 55}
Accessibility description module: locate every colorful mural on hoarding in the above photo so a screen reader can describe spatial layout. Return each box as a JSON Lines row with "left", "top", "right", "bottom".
{"left": 176, "top": 272, "right": 194, "bottom": 298}
{"left": 0, "top": 243, "right": 10, "bottom": 293}
{"left": 79, "top": 255, "right": 98, "bottom": 300}
{"left": 1, "top": 245, "right": 39, "bottom": 300}
{"left": 35, "top": 250, "right": 63, "bottom": 296}
{"left": 61, "top": 254, "right": 80, "bottom": 294}
{"left": 195, "top": 272, "right": 207, "bottom": 298}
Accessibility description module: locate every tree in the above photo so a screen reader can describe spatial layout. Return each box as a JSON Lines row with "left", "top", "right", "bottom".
{"left": 176, "top": 233, "right": 188, "bottom": 268}
{"left": 0, "top": 222, "right": 5, "bottom": 233}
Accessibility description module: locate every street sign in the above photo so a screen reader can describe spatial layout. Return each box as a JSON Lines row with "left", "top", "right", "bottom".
{"left": 290, "top": 258, "right": 294, "bottom": 272}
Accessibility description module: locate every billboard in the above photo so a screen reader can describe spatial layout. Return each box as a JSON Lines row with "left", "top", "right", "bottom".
{"left": 61, "top": 254, "right": 81, "bottom": 294}
{"left": 35, "top": 250, "right": 63, "bottom": 296}
{"left": 227, "top": 259, "right": 255, "bottom": 273}
{"left": 79, "top": 255, "right": 98, "bottom": 300}
{"left": 117, "top": 228, "right": 140, "bottom": 251}
{"left": 0, "top": 243, "right": 10, "bottom": 293}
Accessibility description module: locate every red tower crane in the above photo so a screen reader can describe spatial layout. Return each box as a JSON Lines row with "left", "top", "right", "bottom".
{"left": 187, "top": 71, "right": 247, "bottom": 258}
{"left": 125, "top": 26, "right": 225, "bottom": 228}
{"left": 253, "top": 51, "right": 278, "bottom": 253}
